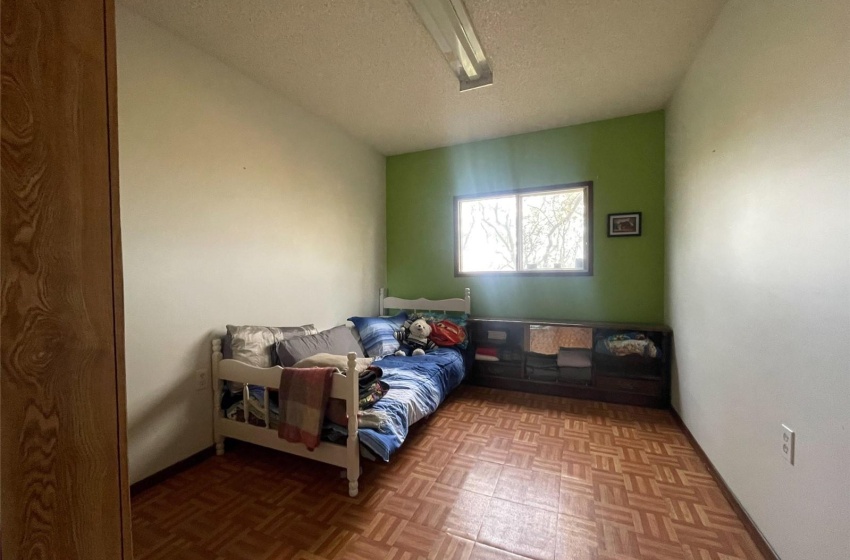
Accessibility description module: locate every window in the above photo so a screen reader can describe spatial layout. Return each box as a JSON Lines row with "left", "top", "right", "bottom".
{"left": 454, "top": 182, "right": 592, "bottom": 276}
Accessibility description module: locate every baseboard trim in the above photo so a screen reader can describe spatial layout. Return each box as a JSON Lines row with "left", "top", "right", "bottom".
{"left": 670, "top": 408, "right": 780, "bottom": 560}
{"left": 130, "top": 446, "right": 216, "bottom": 497}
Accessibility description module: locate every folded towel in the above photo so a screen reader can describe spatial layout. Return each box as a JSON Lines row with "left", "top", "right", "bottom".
{"left": 557, "top": 348, "right": 593, "bottom": 368}
{"left": 278, "top": 367, "right": 336, "bottom": 450}
{"left": 474, "top": 354, "right": 499, "bottom": 362}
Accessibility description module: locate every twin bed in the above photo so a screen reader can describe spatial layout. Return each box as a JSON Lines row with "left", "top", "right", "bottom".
{"left": 210, "top": 289, "right": 471, "bottom": 497}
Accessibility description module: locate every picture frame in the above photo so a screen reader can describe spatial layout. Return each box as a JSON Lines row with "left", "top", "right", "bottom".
{"left": 607, "top": 212, "right": 642, "bottom": 237}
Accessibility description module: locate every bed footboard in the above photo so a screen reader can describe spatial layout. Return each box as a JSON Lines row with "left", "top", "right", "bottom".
{"left": 211, "top": 340, "right": 360, "bottom": 496}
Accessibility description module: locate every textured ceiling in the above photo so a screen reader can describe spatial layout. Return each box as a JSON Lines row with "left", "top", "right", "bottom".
{"left": 119, "top": 0, "right": 726, "bottom": 155}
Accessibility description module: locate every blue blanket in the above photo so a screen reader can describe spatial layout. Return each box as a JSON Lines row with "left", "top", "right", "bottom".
{"left": 358, "top": 348, "right": 466, "bottom": 461}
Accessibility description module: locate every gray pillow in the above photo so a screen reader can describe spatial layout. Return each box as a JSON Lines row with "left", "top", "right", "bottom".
{"left": 226, "top": 324, "right": 317, "bottom": 368}
{"left": 277, "top": 325, "right": 364, "bottom": 367}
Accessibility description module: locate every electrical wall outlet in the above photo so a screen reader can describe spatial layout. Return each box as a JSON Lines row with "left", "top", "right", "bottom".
{"left": 781, "top": 424, "right": 795, "bottom": 464}
{"left": 196, "top": 369, "right": 208, "bottom": 391}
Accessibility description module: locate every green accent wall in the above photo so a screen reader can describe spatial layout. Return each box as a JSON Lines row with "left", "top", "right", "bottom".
{"left": 386, "top": 111, "right": 665, "bottom": 323}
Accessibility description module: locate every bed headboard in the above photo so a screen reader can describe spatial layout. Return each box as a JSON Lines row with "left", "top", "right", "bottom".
{"left": 379, "top": 288, "right": 471, "bottom": 315}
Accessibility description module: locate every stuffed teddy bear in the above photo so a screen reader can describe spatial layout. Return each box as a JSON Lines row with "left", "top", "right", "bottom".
{"left": 394, "top": 317, "right": 437, "bottom": 356}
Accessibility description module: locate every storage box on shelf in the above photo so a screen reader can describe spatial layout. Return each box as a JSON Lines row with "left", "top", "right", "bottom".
{"left": 467, "top": 318, "right": 672, "bottom": 408}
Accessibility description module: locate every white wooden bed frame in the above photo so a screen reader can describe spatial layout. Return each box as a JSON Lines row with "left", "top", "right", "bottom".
{"left": 211, "top": 288, "right": 471, "bottom": 497}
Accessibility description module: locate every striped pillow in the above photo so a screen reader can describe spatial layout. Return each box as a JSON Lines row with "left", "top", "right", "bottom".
{"left": 348, "top": 312, "right": 408, "bottom": 358}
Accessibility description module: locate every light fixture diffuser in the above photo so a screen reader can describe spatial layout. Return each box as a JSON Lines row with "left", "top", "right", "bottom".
{"left": 410, "top": 0, "right": 493, "bottom": 91}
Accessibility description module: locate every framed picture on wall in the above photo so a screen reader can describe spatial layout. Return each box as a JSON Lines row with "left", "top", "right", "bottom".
{"left": 607, "top": 212, "right": 642, "bottom": 237}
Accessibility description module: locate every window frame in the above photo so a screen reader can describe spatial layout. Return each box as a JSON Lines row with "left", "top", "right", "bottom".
{"left": 453, "top": 181, "right": 594, "bottom": 277}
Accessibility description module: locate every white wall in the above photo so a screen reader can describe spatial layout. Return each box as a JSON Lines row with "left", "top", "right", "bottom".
{"left": 117, "top": 7, "right": 386, "bottom": 483}
{"left": 666, "top": 1, "right": 850, "bottom": 558}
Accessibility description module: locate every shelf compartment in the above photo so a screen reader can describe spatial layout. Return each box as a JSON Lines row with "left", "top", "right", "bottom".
{"left": 529, "top": 325, "right": 592, "bottom": 354}
{"left": 595, "top": 375, "right": 662, "bottom": 396}
{"left": 474, "top": 361, "right": 523, "bottom": 379}
{"left": 470, "top": 322, "right": 525, "bottom": 347}
{"left": 592, "top": 353, "right": 662, "bottom": 379}
{"left": 526, "top": 368, "right": 592, "bottom": 386}
{"left": 557, "top": 366, "right": 592, "bottom": 385}
{"left": 526, "top": 353, "right": 592, "bottom": 385}
{"left": 526, "top": 367, "right": 558, "bottom": 382}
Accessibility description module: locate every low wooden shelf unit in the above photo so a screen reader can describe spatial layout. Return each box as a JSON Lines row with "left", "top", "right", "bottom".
{"left": 467, "top": 318, "right": 672, "bottom": 408}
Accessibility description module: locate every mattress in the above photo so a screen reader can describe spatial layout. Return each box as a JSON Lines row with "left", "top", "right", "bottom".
{"left": 357, "top": 347, "right": 466, "bottom": 461}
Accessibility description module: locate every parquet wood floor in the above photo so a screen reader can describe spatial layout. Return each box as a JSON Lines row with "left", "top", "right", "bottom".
{"left": 132, "top": 386, "right": 765, "bottom": 560}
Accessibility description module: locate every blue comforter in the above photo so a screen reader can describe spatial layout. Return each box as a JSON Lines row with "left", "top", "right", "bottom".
{"left": 358, "top": 348, "right": 466, "bottom": 461}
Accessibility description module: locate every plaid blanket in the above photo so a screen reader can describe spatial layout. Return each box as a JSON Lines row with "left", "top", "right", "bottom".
{"left": 278, "top": 367, "right": 336, "bottom": 450}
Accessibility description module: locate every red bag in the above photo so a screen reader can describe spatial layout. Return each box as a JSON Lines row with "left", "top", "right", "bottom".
{"left": 429, "top": 320, "right": 467, "bottom": 347}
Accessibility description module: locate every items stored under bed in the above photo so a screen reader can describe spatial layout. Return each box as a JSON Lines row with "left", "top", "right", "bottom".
{"left": 217, "top": 347, "right": 466, "bottom": 461}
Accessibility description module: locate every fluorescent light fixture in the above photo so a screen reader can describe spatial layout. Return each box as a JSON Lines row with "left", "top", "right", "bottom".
{"left": 410, "top": 0, "right": 493, "bottom": 91}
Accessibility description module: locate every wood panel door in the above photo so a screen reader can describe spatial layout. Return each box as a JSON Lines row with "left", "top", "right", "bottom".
{"left": 1, "top": 0, "right": 131, "bottom": 557}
